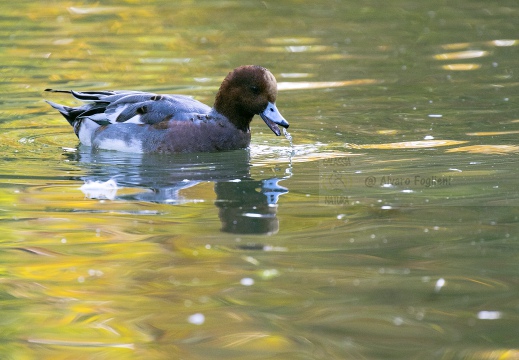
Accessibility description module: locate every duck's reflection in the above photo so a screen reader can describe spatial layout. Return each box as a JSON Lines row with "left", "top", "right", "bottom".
{"left": 215, "top": 178, "right": 287, "bottom": 234}
{"left": 67, "top": 147, "right": 289, "bottom": 234}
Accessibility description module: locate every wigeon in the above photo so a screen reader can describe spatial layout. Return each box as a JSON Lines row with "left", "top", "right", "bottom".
{"left": 45, "top": 65, "right": 289, "bottom": 153}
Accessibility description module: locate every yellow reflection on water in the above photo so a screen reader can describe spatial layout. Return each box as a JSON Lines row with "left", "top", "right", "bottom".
{"left": 277, "top": 79, "right": 379, "bottom": 91}
{"left": 441, "top": 64, "right": 481, "bottom": 71}
{"left": 446, "top": 145, "right": 519, "bottom": 154}
{"left": 434, "top": 50, "right": 489, "bottom": 60}
{"left": 67, "top": 6, "right": 125, "bottom": 15}
{"left": 466, "top": 130, "right": 519, "bottom": 136}
{"left": 262, "top": 45, "right": 335, "bottom": 53}
{"left": 441, "top": 42, "right": 471, "bottom": 50}
{"left": 264, "top": 37, "right": 319, "bottom": 45}
{"left": 219, "top": 332, "right": 291, "bottom": 349}
{"left": 488, "top": 39, "right": 518, "bottom": 47}
{"left": 376, "top": 130, "right": 400, "bottom": 135}
{"left": 348, "top": 140, "right": 467, "bottom": 150}
{"left": 441, "top": 39, "right": 518, "bottom": 50}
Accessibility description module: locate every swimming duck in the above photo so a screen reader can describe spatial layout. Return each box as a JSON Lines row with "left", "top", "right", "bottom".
{"left": 45, "top": 65, "right": 289, "bottom": 153}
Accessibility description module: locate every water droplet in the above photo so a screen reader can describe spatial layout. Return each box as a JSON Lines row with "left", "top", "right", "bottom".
{"left": 477, "top": 311, "right": 501, "bottom": 320}
{"left": 240, "top": 277, "right": 254, "bottom": 286}
{"left": 188, "top": 313, "right": 205, "bottom": 325}
{"left": 434, "top": 278, "right": 445, "bottom": 292}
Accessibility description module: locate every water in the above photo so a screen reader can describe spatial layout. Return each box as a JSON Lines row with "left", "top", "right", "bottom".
{"left": 1, "top": 1, "right": 518, "bottom": 359}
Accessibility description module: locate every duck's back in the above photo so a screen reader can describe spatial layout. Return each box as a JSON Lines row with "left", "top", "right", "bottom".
{"left": 52, "top": 90, "right": 212, "bottom": 125}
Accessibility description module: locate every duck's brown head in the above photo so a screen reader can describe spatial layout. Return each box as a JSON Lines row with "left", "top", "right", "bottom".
{"left": 214, "top": 65, "right": 289, "bottom": 135}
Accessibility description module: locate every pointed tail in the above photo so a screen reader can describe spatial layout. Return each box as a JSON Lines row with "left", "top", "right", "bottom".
{"left": 45, "top": 100, "right": 77, "bottom": 126}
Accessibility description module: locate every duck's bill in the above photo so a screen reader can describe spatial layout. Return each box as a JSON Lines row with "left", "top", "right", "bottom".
{"left": 260, "top": 102, "right": 289, "bottom": 136}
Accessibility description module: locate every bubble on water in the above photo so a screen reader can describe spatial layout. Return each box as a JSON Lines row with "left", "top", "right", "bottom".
{"left": 188, "top": 313, "right": 205, "bottom": 325}
{"left": 240, "top": 277, "right": 254, "bottom": 286}
{"left": 261, "top": 269, "right": 280, "bottom": 279}
{"left": 86, "top": 269, "right": 103, "bottom": 277}
{"left": 434, "top": 278, "right": 445, "bottom": 292}
{"left": 393, "top": 317, "right": 404, "bottom": 326}
{"left": 477, "top": 311, "right": 501, "bottom": 320}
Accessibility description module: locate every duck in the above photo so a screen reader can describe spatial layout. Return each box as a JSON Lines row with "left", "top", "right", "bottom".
{"left": 45, "top": 65, "right": 289, "bottom": 153}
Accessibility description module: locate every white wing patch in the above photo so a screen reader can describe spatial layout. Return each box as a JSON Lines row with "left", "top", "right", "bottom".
{"left": 78, "top": 119, "right": 101, "bottom": 146}
{"left": 106, "top": 105, "right": 126, "bottom": 123}
{"left": 84, "top": 113, "right": 108, "bottom": 122}
{"left": 123, "top": 115, "right": 143, "bottom": 124}
{"left": 96, "top": 138, "right": 143, "bottom": 153}
{"left": 105, "top": 105, "right": 144, "bottom": 124}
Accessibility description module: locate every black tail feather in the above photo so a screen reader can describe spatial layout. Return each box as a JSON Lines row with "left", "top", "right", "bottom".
{"left": 71, "top": 90, "right": 115, "bottom": 101}
{"left": 44, "top": 89, "right": 72, "bottom": 94}
{"left": 45, "top": 88, "right": 115, "bottom": 101}
{"left": 45, "top": 100, "right": 84, "bottom": 127}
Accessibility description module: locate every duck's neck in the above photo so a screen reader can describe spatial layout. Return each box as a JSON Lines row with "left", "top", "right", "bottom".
{"left": 213, "top": 89, "right": 252, "bottom": 133}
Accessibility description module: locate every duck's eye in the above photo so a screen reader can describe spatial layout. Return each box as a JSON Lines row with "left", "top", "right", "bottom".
{"left": 250, "top": 86, "right": 260, "bottom": 95}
